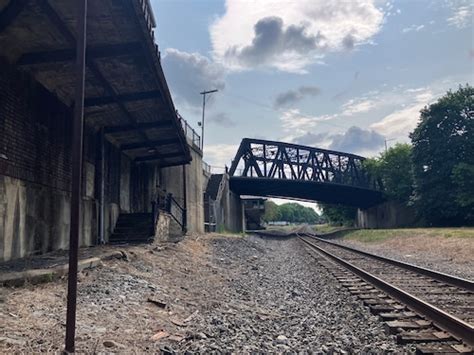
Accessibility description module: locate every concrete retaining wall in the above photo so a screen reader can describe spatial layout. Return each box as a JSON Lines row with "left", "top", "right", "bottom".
{"left": 356, "top": 201, "right": 418, "bottom": 228}
{"left": 160, "top": 142, "right": 204, "bottom": 234}
{"left": 0, "top": 175, "right": 96, "bottom": 261}
{"left": 210, "top": 174, "right": 244, "bottom": 233}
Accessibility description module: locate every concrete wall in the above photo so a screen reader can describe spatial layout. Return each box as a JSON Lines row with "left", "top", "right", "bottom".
{"left": 210, "top": 174, "right": 244, "bottom": 233}
{"left": 0, "top": 175, "right": 97, "bottom": 261}
{"left": 160, "top": 142, "right": 204, "bottom": 234}
{"left": 0, "top": 62, "right": 156, "bottom": 260}
{"left": 356, "top": 201, "right": 418, "bottom": 229}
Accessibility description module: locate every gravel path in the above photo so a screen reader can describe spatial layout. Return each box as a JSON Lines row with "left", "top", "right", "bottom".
{"left": 1, "top": 235, "right": 413, "bottom": 353}
{"left": 163, "top": 235, "right": 411, "bottom": 353}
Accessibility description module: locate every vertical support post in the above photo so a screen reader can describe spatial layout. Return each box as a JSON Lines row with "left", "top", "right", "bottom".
{"left": 65, "top": 0, "right": 87, "bottom": 352}
{"left": 201, "top": 93, "right": 205, "bottom": 151}
{"left": 263, "top": 144, "right": 267, "bottom": 177}
{"left": 182, "top": 164, "right": 187, "bottom": 232}
{"left": 99, "top": 127, "right": 105, "bottom": 244}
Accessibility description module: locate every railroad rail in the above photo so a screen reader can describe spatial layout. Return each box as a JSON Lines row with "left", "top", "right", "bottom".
{"left": 298, "top": 233, "right": 474, "bottom": 353}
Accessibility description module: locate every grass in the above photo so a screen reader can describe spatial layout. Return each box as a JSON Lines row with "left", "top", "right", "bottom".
{"left": 310, "top": 224, "right": 349, "bottom": 234}
{"left": 343, "top": 228, "right": 474, "bottom": 243}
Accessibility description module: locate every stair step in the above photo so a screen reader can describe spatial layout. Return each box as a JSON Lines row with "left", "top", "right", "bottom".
{"left": 109, "top": 239, "right": 152, "bottom": 245}
{"left": 112, "top": 231, "right": 153, "bottom": 238}
{"left": 110, "top": 212, "right": 154, "bottom": 244}
{"left": 113, "top": 227, "right": 153, "bottom": 233}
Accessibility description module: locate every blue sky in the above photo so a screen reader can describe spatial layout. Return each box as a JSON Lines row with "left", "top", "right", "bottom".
{"left": 150, "top": 0, "right": 472, "bottom": 208}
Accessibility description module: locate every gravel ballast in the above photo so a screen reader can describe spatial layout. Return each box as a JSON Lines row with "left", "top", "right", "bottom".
{"left": 332, "top": 236, "right": 474, "bottom": 280}
{"left": 0, "top": 235, "right": 413, "bottom": 353}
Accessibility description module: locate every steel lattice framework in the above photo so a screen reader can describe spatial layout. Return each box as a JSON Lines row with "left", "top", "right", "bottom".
{"left": 229, "top": 138, "right": 382, "bottom": 191}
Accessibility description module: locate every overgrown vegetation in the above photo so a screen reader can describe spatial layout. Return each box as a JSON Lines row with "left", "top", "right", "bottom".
{"left": 364, "top": 143, "right": 414, "bottom": 204}
{"left": 263, "top": 201, "right": 321, "bottom": 224}
{"left": 319, "top": 204, "right": 357, "bottom": 226}
{"left": 322, "top": 85, "right": 474, "bottom": 227}
{"left": 410, "top": 85, "right": 474, "bottom": 226}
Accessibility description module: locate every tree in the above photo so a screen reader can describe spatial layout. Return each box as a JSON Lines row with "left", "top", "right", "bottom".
{"left": 320, "top": 203, "right": 357, "bottom": 225}
{"left": 410, "top": 84, "right": 474, "bottom": 225}
{"left": 263, "top": 201, "right": 321, "bottom": 224}
{"left": 263, "top": 200, "right": 280, "bottom": 222}
{"left": 451, "top": 163, "right": 474, "bottom": 220}
{"left": 364, "top": 144, "right": 414, "bottom": 204}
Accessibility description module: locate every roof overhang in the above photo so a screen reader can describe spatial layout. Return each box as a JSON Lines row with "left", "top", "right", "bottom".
{"left": 0, "top": 0, "right": 191, "bottom": 167}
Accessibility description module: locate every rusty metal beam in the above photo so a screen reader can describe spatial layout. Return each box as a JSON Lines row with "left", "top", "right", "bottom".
{"left": 0, "top": 0, "right": 27, "bottom": 32}
{"left": 84, "top": 89, "right": 161, "bottom": 107}
{"left": 17, "top": 42, "right": 143, "bottom": 65}
{"left": 65, "top": 0, "right": 87, "bottom": 352}
{"left": 104, "top": 120, "right": 172, "bottom": 134}
{"left": 120, "top": 137, "right": 179, "bottom": 151}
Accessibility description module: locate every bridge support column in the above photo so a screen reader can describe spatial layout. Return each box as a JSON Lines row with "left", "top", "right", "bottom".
{"left": 356, "top": 201, "right": 418, "bottom": 229}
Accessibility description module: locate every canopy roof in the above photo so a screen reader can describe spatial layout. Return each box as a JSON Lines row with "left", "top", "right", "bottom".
{"left": 0, "top": 0, "right": 191, "bottom": 167}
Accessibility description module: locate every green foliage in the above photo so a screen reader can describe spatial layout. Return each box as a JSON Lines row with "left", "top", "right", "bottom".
{"left": 263, "top": 201, "right": 320, "bottom": 224}
{"left": 451, "top": 163, "right": 474, "bottom": 218}
{"left": 263, "top": 201, "right": 280, "bottom": 222}
{"left": 364, "top": 143, "right": 414, "bottom": 204}
{"left": 410, "top": 84, "right": 474, "bottom": 225}
{"left": 320, "top": 203, "right": 357, "bottom": 226}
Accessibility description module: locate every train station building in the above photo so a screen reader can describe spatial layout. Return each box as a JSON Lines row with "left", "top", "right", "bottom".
{"left": 0, "top": 0, "right": 216, "bottom": 261}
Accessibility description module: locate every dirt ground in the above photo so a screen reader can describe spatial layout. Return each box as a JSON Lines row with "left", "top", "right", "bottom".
{"left": 0, "top": 233, "right": 408, "bottom": 353}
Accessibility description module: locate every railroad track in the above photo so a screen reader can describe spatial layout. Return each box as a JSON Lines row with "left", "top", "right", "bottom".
{"left": 298, "top": 233, "right": 474, "bottom": 354}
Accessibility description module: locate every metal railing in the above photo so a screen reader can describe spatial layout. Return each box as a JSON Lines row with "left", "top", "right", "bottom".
{"left": 167, "top": 195, "right": 186, "bottom": 232}
{"left": 203, "top": 161, "right": 212, "bottom": 174}
{"left": 177, "top": 113, "right": 201, "bottom": 150}
{"left": 151, "top": 191, "right": 186, "bottom": 232}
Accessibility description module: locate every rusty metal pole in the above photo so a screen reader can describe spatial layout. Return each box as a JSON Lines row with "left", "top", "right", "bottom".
{"left": 182, "top": 164, "right": 187, "bottom": 232}
{"left": 65, "top": 0, "right": 87, "bottom": 352}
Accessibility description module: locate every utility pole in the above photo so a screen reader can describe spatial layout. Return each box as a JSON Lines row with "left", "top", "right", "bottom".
{"left": 199, "top": 89, "right": 218, "bottom": 152}
{"left": 384, "top": 138, "right": 396, "bottom": 152}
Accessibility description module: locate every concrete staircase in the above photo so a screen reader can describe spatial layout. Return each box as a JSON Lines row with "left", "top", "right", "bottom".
{"left": 109, "top": 213, "right": 154, "bottom": 244}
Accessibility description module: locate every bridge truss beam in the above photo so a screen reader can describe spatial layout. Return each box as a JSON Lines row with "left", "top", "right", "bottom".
{"left": 229, "top": 138, "right": 382, "bottom": 191}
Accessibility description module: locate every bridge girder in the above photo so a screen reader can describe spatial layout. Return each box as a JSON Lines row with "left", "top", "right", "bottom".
{"left": 228, "top": 138, "right": 383, "bottom": 207}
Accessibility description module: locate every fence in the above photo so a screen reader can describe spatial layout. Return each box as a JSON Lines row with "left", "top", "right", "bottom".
{"left": 177, "top": 113, "right": 201, "bottom": 150}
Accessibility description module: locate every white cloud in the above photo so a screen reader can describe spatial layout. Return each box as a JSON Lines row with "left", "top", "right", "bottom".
{"left": 204, "top": 144, "right": 239, "bottom": 168}
{"left": 447, "top": 4, "right": 473, "bottom": 29}
{"left": 279, "top": 109, "right": 337, "bottom": 136}
{"left": 341, "top": 98, "right": 377, "bottom": 116}
{"left": 370, "top": 88, "right": 435, "bottom": 138}
{"left": 402, "top": 24, "right": 425, "bottom": 33}
{"left": 210, "top": 0, "right": 385, "bottom": 72}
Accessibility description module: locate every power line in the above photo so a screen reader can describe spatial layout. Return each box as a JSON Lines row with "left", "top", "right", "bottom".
{"left": 222, "top": 91, "right": 349, "bottom": 130}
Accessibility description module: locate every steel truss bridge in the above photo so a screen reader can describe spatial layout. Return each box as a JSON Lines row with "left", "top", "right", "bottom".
{"left": 228, "top": 138, "right": 384, "bottom": 208}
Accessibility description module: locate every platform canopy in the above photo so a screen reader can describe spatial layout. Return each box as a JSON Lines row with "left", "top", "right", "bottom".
{"left": 0, "top": 0, "right": 191, "bottom": 167}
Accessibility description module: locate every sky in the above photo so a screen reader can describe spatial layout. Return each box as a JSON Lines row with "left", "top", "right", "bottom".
{"left": 150, "top": 0, "right": 473, "bottom": 210}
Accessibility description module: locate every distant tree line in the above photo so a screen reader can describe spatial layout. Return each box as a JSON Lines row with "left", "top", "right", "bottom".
{"left": 322, "top": 85, "right": 474, "bottom": 226}
{"left": 263, "top": 201, "right": 322, "bottom": 224}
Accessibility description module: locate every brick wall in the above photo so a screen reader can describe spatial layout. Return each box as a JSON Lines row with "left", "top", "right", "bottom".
{"left": 0, "top": 60, "right": 73, "bottom": 191}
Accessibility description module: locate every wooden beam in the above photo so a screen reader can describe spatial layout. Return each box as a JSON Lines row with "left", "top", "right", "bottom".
{"left": 84, "top": 89, "right": 161, "bottom": 107}
{"left": 104, "top": 120, "right": 172, "bottom": 134}
{"left": 17, "top": 42, "right": 143, "bottom": 65}
{"left": 37, "top": 0, "right": 75, "bottom": 43}
{"left": 120, "top": 137, "right": 179, "bottom": 151}
{"left": 0, "top": 0, "right": 27, "bottom": 32}
{"left": 134, "top": 151, "right": 183, "bottom": 162}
